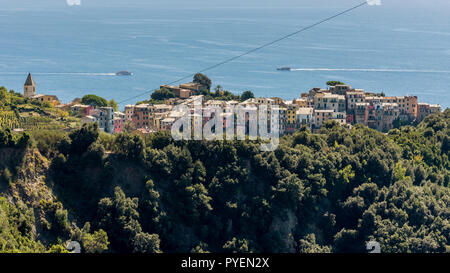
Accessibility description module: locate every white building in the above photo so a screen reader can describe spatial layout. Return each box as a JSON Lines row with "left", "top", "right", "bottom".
{"left": 296, "top": 108, "right": 314, "bottom": 128}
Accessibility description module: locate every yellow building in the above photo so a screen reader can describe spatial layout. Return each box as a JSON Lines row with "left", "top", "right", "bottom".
{"left": 396, "top": 96, "right": 418, "bottom": 120}
{"left": 154, "top": 116, "right": 162, "bottom": 131}
{"left": 381, "top": 96, "right": 418, "bottom": 120}
{"left": 31, "top": 94, "right": 60, "bottom": 106}
{"left": 286, "top": 104, "right": 298, "bottom": 125}
{"left": 284, "top": 103, "right": 298, "bottom": 133}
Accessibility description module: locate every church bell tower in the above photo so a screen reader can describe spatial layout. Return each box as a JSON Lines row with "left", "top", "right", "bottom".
{"left": 24, "top": 73, "right": 36, "bottom": 98}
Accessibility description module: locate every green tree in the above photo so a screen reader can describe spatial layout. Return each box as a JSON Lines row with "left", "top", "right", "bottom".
{"left": 83, "top": 229, "right": 110, "bottom": 253}
{"left": 68, "top": 123, "right": 99, "bottom": 155}
{"left": 81, "top": 94, "right": 108, "bottom": 107}
{"left": 0, "top": 86, "right": 8, "bottom": 101}
{"left": 114, "top": 133, "right": 145, "bottom": 161}
{"left": 193, "top": 73, "right": 212, "bottom": 91}
{"left": 298, "top": 234, "right": 331, "bottom": 253}
{"left": 85, "top": 142, "right": 105, "bottom": 166}
{"left": 326, "top": 81, "right": 345, "bottom": 86}
{"left": 47, "top": 244, "right": 70, "bottom": 253}
{"left": 223, "top": 238, "right": 253, "bottom": 253}
{"left": 132, "top": 232, "right": 161, "bottom": 253}
{"left": 214, "top": 85, "right": 223, "bottom": 94}
{"left": 191, "top": 242, "right": 210, "bottom": 253}
{"left": 108, "top": 99, "right": 119, "bottom": 111}
{"left": 151, "top": 88, "right": 175, "bottom": 100}
{"left": 0, "top": 128, "right": 14, "bottom": 148}
{"left": 240, "top": 90, "right": 255, "bottom": 101}
{"left": 97, "top": 187, "right": 143, "bottom": 251}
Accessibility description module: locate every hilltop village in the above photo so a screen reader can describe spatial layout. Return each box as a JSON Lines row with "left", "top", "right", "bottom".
{"left": 0, "top": 73, "right": 449, "bottom": 254}
{"left": 20, "top": 73, "right": 443, "bottom": 135}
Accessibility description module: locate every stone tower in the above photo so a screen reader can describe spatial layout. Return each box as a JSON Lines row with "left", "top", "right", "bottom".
{"left": 24, "top": 73, "right": 36, "bottom": 98}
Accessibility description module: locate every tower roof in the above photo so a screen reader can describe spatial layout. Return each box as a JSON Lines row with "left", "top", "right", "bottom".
{"left": 24, "top": 73, "right": 35, "bottom": 86}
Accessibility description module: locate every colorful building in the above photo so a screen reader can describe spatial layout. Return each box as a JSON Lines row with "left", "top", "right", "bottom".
{"left": 71, "top": 104, "right": 94, "bottom": 116}
{"left": 97, "top": 107, "right": 114, "bottom": 133}
{"left": 132, "top": 104, "right": 152, "bottom": 129}
{"left": 314, "top": 109, "right": 334, "bottom": 129}
{"left": 114, "top": 112, "right": 126, "bottom": 133}
{"left": 355, "top": 102, "right": 369, "bottom": 126}
{"left": 124, "top": 105, "right": 135, "bottom": 121}
{"left": 31, "top": 94, "right": 60, "bottom": 106}
{"left": 329, "top": 84, "right": 352, "bottom": 95}
{"left": 314, "top": 93, "right": 346, "bottom": 113}
{"left": 396, "top": 96, "right": 418, "bottom": 120}
{"left": 346, "top": 90, "right": 366, "bottom": 114}
{"left": 296, "top": 108, "right": 314, "bottom": 129}
{"left": 285, "top": 103, "right": 298, "bottom": 134}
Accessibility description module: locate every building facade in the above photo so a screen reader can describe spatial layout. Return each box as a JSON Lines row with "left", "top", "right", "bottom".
{"left": 24, "top": 73, "right": 36, "bottom": 98}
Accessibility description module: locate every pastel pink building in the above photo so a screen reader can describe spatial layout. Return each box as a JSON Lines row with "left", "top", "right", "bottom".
{"left": 114, "top": 112, "right": 126, "bottom": 133}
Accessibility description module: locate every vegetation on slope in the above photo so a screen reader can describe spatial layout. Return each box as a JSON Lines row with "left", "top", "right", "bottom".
{"left": 0, "top": 86, "right": 77, "bottom": 131}
{"left": 0, "top": 84, "right": 449, "bottom": 253}
{"left": 146, "top": 74, "right": 253, "bottom": 104}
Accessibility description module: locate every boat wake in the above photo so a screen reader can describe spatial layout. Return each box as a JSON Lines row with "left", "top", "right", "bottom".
{"left": 289, "top": 68, "right": 450, "bottom": 74}
{"left": 0, "top": 72, "right": 117, "bottom": 76}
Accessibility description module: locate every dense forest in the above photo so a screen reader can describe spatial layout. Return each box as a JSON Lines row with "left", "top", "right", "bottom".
{"left": 0, "top": 102, "right": 449, "bottom": 252}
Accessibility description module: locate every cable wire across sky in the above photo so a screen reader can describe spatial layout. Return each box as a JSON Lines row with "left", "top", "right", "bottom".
{"left": 118, "top": 1, "right": 370, "bottom": 104}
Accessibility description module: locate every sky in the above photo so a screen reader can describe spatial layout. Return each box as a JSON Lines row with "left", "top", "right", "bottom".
{"left": 1, "top": 0, "right": 450, "bottom": 10}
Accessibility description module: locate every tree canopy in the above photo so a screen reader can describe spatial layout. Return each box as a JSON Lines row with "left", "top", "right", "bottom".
{"left": 326, "top": 81, "right": 346, "bottom": 86}
{"left": 240, "top": 90, "right": 255, "bottom": 101}
{"left": 81, "top": 94, "right": 108, "bottom": 107}
{"left": 193, "top": 73, "right": 212, "bottom": 91}
{"left": 108, "top": 99, "right": 118, "bottom": 111}
{"left": 151, "top": 88, "right": 175, "bottom": 101}
{"left": 0, "top": 107, "right": 449, "bottom": 253}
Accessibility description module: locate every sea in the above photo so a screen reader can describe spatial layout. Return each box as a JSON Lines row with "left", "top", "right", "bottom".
{"left": 0, "top": 0, "right": 449, "bottom": 109}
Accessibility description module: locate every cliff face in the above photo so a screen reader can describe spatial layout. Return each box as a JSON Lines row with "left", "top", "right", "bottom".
{"left": 0, "top": 147, "right": 69, "bottom": 250}
{"left": 7, "top": 149, "right": 52, "bottom": 201}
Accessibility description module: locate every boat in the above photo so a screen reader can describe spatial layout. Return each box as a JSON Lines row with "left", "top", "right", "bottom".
{"left": 116, "top": 71, "right": 134, "bottom": 76}
{"left": 277, "top": 67, "right": 291, "bottom": 71}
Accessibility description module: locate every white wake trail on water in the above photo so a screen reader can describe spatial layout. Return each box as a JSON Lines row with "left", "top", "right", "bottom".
{"left": 290, "top": 68, "right": 450, "bottom": 74}
{"left": 0, "top": 72, "right": 116, "bottom": 76}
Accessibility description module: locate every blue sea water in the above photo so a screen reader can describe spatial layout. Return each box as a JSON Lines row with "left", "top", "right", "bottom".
{"left": 0, "top": 0, "right": 449, "bottom": 109}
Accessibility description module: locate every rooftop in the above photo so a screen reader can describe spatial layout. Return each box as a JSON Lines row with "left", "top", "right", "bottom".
{"left": 296, "top": 108, "right": 314, "bottom": 115}
{"left": 135, "top": 104, "right": 151, "bottom": 109}
{"left": 71, "top": 104, "right": 91, "bottom": 108}
{"left": 153, "top": 104, "right": 172, "bottom": 109}
{"left": 31, "top": 94, "right": 58, "bottom": 99}
{"left": 83, "top": 115, "right": 96, "bottom": 120}
{"left": 381, "top": 103, "right": 399, "bottom": 108}
{"left": 315, "top": 109, "right": 334, "bottom": 113}
{"left": 315, "top": 93, "right": 345, "bottom": 99}
{"left": 169, "top": 111, "right": 185, "bottom": 118}
{"left": 162, "top": 118, "right": 176, "bottom": 123}
{"left": 24, "top": 73, "right": 35, "bottom": 86}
